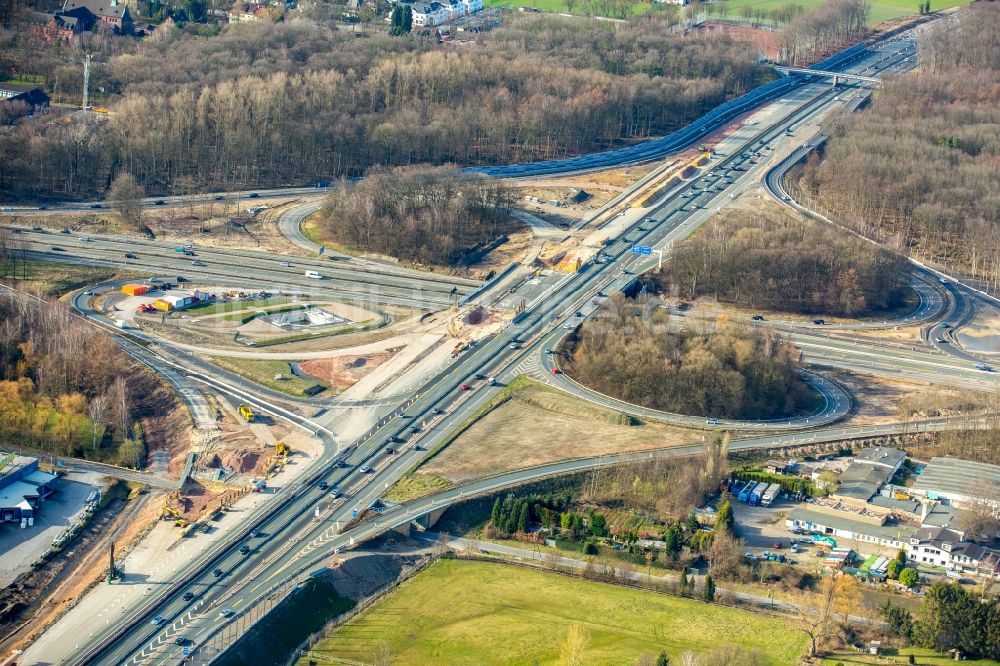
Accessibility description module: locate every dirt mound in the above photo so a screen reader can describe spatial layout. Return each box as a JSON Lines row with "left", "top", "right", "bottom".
{"left": 299, "top": 351, "right": 394, "bottom": 391}
{"left": 217, "top": 448, "right": 261, "bottom": 474}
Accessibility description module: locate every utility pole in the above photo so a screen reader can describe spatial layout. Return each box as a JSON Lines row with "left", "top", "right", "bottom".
{"left": 82, "top": 54, "right": 91, "bottom": 112}
{"left": 108, "top": 542, "right": 118, "bottom": 583}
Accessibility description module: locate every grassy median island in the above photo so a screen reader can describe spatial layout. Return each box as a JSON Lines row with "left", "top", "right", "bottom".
{"left": 206, "top": 357, "right": 327, "bottom": 397}
{"left": 300, "top": 559, "right": 807, "bottom": 665}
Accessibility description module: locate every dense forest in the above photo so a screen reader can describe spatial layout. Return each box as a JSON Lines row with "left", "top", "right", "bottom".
{"left": 318, "top": 168, "right": 516, "bottom": 266}
{"left": 797, "top": 3, "right": 1000, "bottom": 295}
{"left": 0, "top": 290, "right": 144, "bottom": 465}
{"left": 564, "top": 296, "right": 812, "bottom": 419}
{"left": 0, "top": 13, "right": 770, "bottom": 199}
{"left": 658, "top": 209, "right": 911, "bottom": 316}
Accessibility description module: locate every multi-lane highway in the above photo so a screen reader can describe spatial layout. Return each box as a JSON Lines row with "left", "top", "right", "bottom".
{"left": 3, "top": 227, "right": 479, "bottom": 309}
{"left": 19, "top": 22, "right": 1000, "bottom": 666}
{"left": 40, "top": 29, "right": 963, "bottom": 666}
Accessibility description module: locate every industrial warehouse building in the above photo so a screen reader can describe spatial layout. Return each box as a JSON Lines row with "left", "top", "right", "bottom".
{"left": 911, "top": 457, "right": 1000, "bottom": 511}
{"left": 785, "top": 447, "right": 1000, "bottom": 580}
{"left": 0, "top": 453, "right": 57, "bottom": 529}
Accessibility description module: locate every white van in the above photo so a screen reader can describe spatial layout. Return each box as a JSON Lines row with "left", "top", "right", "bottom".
{"left": 305, "top": 270, "right": 322, "bottom": 279}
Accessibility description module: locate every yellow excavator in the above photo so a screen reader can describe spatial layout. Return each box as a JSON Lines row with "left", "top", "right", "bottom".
{"left": 161, "top": 497, "right": 190, "bottom": 528}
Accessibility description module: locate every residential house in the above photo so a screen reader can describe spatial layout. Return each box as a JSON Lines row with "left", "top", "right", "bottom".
{"left": 0, "top": 84, "right": 51, "bottom": 117}
{"left": 61, "top": 0, "right": 134, "bottom": 33}
{"left": 229, "top": 3, "right": 268, "bottom": 22}
{"left": 407, "top": 1, "right": 447, "bottom": 26}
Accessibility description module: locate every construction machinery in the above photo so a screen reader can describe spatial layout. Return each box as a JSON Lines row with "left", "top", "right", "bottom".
{"left": 161, "top": 495, "right": 189, "bottom": 528}
{"left": 238, "top": 404, "right": 255, "bottom": 423}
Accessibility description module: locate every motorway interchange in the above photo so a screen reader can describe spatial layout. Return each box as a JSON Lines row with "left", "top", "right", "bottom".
{"left": 4, "top": 20, "right": 1000, "bottom": 666}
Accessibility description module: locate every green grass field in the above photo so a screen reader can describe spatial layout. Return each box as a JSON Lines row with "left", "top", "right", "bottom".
{"left": 184, "top": 297, "right": 291, "bottom": 317}
{"left": 301, "top": 559, "right": 808, "bottom": 665}
{"left": 715, "top": 0, "right": 973, "bottom": 25}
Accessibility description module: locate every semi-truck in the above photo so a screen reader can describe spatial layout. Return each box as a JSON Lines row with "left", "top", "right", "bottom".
{"left": 748, "top": 481, "right": 769, "bottom": 506}
{"left": 738, "top": 482, "right": 755, "bottom": 503}
{"left": 761, "top": 483, "right": 781, "bottom": 507}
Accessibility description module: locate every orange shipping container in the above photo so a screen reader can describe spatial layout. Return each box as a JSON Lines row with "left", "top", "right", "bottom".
{"left": 121, "top": 284, "right": 149, "bottom": 296}
{"left": 152, "top": 299, "right": 172, "bottom": 311}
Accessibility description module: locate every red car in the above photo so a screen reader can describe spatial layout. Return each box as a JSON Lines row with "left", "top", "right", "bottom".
{"left": 551, "top": 368, "right": 562, "bottom": 375}
{"left": 460, "top": 383, "right": 471, "bottom": 391}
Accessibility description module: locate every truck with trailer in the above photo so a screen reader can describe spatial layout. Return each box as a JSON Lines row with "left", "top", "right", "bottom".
{"left": 738, "top": 482, "right": 755, "bottom": 503}
{"left": 761, "top": 483, "right": 781, "bottom": 507}
{"left": 748, "top": 481, "right": 769, "bottom": 506}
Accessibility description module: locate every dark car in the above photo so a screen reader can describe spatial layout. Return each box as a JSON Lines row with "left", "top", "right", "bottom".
{"left": 174, "top": 637, "right": 188, "bottom": 646}
{"left": 59, "top": 228, "right": 70, "bottom": 234}
{"left": 432, "top": 407, "right": 444, "bottom": 415}
{"left": 474, "top": 373, "right": 486, "bottom": 380}
{"left": 248, "top": 193, "right": 259, "bottom": 199}
{"left": 751, "top": 315, "right": 765, "bottom": 321}
{"left": 813, "top": 319, "right": 826, "bottom": 325}
{"left": 318, "top": 481, "right": 329, "bottom": 490}
{"left": 410, "top": 426, "right": 420, "bottom": 434}
{"left": 154, "top": 200, "right": 166, "bottom": 206}
{"left": 212, "top": 568, "right": 224, "bottom": 577}
{"left": 182, "top": 591, "right": 195, "bottom": 601}
{"left": 50, "top": 246, "right": 64, "bottom": 251}
{"left": 385, "top": 447, "right": 396, "bottom": 455}
{"left": 125, "top": 252, "right": 136, "bottom": 259}
{"left": 90, "top": 203, "right": 103, "bottom": 209}
{"left": 214, "top": 195, "right": 225, "bottom": 201}
{"left": 239, "top": 544, "right": 251, "bottom": 555}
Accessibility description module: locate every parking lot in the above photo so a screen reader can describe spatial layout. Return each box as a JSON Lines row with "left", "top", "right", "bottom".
{"left": 0, "top": 472, "right": 100, "bottom": 590}
{"left": 732, "top": 497, "right": 902, "bottom": 564}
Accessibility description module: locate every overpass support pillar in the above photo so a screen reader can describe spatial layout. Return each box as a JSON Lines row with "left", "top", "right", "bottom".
{"left": 391, "top": 522, "right": 411, "bottom": 537}
{"left": 831, "top": 74, "right": 839, "bottom": 88}
{"left": 416, "top": 507, "right": 449, "bottom": 531}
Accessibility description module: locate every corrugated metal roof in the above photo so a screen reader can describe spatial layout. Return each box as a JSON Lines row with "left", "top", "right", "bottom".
{"left": 912, "top": 457, "right": 1000, "bottom": 499}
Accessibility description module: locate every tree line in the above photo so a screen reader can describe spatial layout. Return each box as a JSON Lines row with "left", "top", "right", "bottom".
{"left": 564, "top": 297, "right": 812, "bottom": 419}
{"left": 781, "top": 0, "right": 870, "bottom": 66}
{"left": 796, "top": 3, "right": 1000, "bottom": 296}
{"left": 659, "top": 209, "right": 911, "bottom": 316}
{"left": 881, "top": 581, "right": 1000, "bottom": 660}
{"left": 0, "top": 289, "right": 143, "bottom": 465}
{"left": 0, "top": 13, "right": 771, "bottom": 199}
{"left": 318, "top": 167, "right": 516, "bottom": 266}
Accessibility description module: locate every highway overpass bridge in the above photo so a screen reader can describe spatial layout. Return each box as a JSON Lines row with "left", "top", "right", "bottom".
{"left": 774, "top": 66, "right": 885, "bottom": 87}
